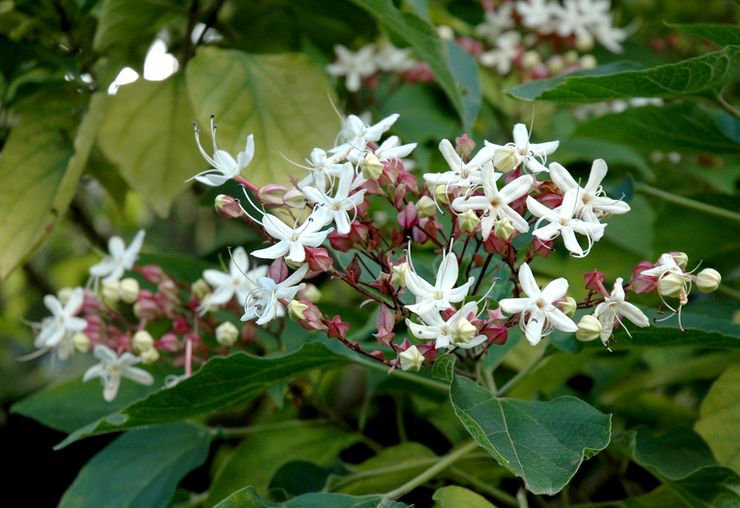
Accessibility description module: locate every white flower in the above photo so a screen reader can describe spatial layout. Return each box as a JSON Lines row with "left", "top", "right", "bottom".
{"left": 191, "top": 116, "right": 254, "bottom": 186}
{"left": 297, "top": 148, "right": 352, "bottom": 191}
{"left": 479, "top": 31, "right": 521, "bottom": 75}
{"left": 89, "top": 230, "right": 145, "bottom": 283}
{"left": 517, "top": 0, "right": 557, "bottom": 33}
{"left": 199, "top": 247, "right": 267, "bottom": 314}
{"left": 242, "top": 264, "right": 309, "bottom": 326}
{"left": 404, "top": 242, "right": 474, "bottom": 316}
{"left": 475, "top": 4, "right": 515, "bottom": 43}
{"left": 83, "top": 345, "right": 154, "bottom": 402}
{"left": 33, "top": 288, "right": 87, "bottom": 355}
{"left": 302, "top": 166, "right": 366, "bottom": 234}
{"left": 332, "top": 113, "right": 400, "bottom": 161}
{"left": 375, "top": 41, "right": 416, "bottom": 72}
{"left": 486, "top": 124, "right": 559, "bottom": 174}
{"left": 527, "top": 190, "right": 605, "bottom": 257}
{"left": 327, "top": 44, "right": 377, "bottom": 92}
{"left": 498, "top": 263, "right": 577, "bottom": 345}
{"left": 423, "top": 139, "right": 495, "bottom": 190}
{"left": 406, "top": 302, "right": 486, "bottom": 350}
{"left": 549, "top": 159, "right": 630, "bottom": 240}
{"left": 374, "top": 135, "right": 417, "bottom": 162}
{"left": 451, "top": 164, "right": 533, "bottom": 240}
{"left": 640, "top": 253, "right": 683, "bottom": 279}
{"left": 594, "top": 277, "right": 649, "bottom": 345}
{"left": 251, "top": 214, "right": 332, "bottom": 264}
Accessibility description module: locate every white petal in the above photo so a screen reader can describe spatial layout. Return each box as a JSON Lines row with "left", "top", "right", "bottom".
{"left": 286, "top": 242, "right": 306, "bottom": 263}
{"left": 548, "top": 307, "right": 577, "bottom": 332}
{"left": 262, "top": 214, "right": 293, "bottom": 240}
{"left": 561, "top": 228, "right": 584, "bottom": 256}
{"left": 585, "top": 159, "right": 608, "bottom": 194}
{"left": 517, "top": 263, "right": 540, "bottom": 298}
{"left": 512, "top": 123, "right": 529, "bottom": 149}
{"left": 499, "top": 175, "right": 533, "bottom": 203}
{"left": 438, "top": 139, "right": 462, "bottom": 171}
{"left": 251, "top": 241, "right": 289, "bottom": 260}
{"left": 83, "top": 364, "right": 104, "bottom": 383}
{"left": 618, "top": 302, "right": 650, "bottom": 327}
{"left": 549, "top": 162, "right": 577, "bottom": 192}
{"left": 524, "top": 311, "right": 545, "bottom": 345}
{"left": 498, "top": 297, "right": 531, "bottom": 314}
{"left": 542, "top": 277, "right": 569, "bottom": 303}
{"left": 44, "top": 294, "right": 64, "bottom": 317}
{"left": 437, "top": 252, "right": 460, "bottom": 290}
{"left": 122, "top": 365, "right": 155, "bottom": 385}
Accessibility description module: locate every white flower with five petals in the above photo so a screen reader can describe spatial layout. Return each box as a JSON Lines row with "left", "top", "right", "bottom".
{"left": 302, "top": 166, "right": 366, "bottom": 234}
{"left": 423, "top": 139, "right": 496, "bottom": 190}
{"left": 199, "top": 247, "right": 267, "bottom": 314}
{"left": 593, "top": 277, "right": 649, "bottom": 345}
{"left": 485, "top": 123, "right": 559, "bottom": 174}
{"left": 34, "top": 288, "right": 87, "bottom": 354}
{"left": 83, "top": 345, "right": 154, "bottom": 402}
{"left": 406, "top": 302, "right": 486, "bottom": 350}
{"left": 251, "top": 214, "right": 332, "bottom": 264}
{"left": 89, "top": 230, "right": 145, "bottom": 283}
{"left": 242, "top": 264, "right": 309, "bottom": 326}
{"left": 191, "top": 116, "right": 254, "bottom": 186}
{"left": 327, "top": 45, "right": 378, "bottom": 92}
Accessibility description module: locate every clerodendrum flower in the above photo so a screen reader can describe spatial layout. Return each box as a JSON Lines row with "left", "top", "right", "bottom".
{"left": 83, "top": 345, "right": 154, "bottom": 402}
{"left": 423, "top": 139, "right": 495, "bottom": 190}
{"left": 199, "top": 247, "right": 267, "bottom": 314}
{"left": 302, "top": 166, "right": 366, "bottom": 235}
{"left": 89, "top": 230, "right": 145, "bottom": 283}
{"left": 499, "top": 263, "right": 577, "bottom": 345}
{"left": 451, "top": 164, "right": 533, "bottom": 240}
{"left": 251, "top": 214, "right": 332, "bottom": 264}
{"left": 406, "top": 301, "right": 486, "bottom": 350}
{"left": 326, "top": 45, "right": 377, "bottom": 93}
{"left": 242, "top": 264, "right": 309, "bottom": 326}
{"left": 192, "top": 116, "right": 254, "bottom": 187}
{"left": 332, "top": 113, "right": 399, "bottom": 161}
{"left": 405, "top": 242, "right": 474, "bottom": 316}
{"left": 486, "top": 123, "right": 559, "bottom": 174}
{"left": 34, "top": 288, "right": 87, "bottom": 356}
{"left": 593, "top": 277, "right": 649, "bottom": 345}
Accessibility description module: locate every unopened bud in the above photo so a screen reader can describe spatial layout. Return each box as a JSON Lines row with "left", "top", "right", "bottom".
{"left": 141, "top": 347, "right": 160, "bottom": 364}
{"left": 521, "top": 50, "right": 541, "bottom": 70}
{"left": 493, "top": 147, "right": 518, "bottom": 173}
{"left": 432, "top": 185, "right": 450, "bottom": 205}
{"left": 658, "top": 272, "right": 685, "bottom": 298}
{"left": 494, "top": 216, "right": 515, "bottom": 240}
{"left": 72, "top": 332, "right": 90, "bottom": 353}
{"left": 301, "top": 284, "right": 321, "bottom": 303}
{"left": 391, "top": 262, "right": 409, "bottom": 287}
{"left": 560, "top": 296, "right": 577, "bottom": 317}
{"left": 215, "top": 321, "right": 239, "bottom": 346}
{"left": 362, "top": 153, "right": 384, "bottom": 180}
{"left": 580, "top": 54, "right": 597, "bottom": 69}
{"left": 416, "top": 196, "right": 437, "bottom": 219}
{"left": 258, "top": 184, "right": 288, "bottom": 206}
{"left": 133, "top": 330, "right": 154, "bottom": 352}
{"left": 564, "top": 50, "right": 579, "bottom": 65}
{"left": 455, "top": 134, "right": 476, "bottom": 159}
{"left": 283, "top": 188, "right": 306, "bottom": 208}
{"left": 288, "top": 300, "right": 309, "bottom": 321}
{"left": 695, "top": 268, "right": 721, "bottom": 293}
{"left": 575, "top": 33, "right": 594, "bottom": 52}
{"left": 119, "top": 278, "right": 140, "bottom": 304}
{"left": 671, "top": 252, "right": 689, "bottom": 269}
{"left": 452, "top": 317, "right": 477, "bottom": 345}
{"left": 547, "top": 55, "right": 565, "bottom": 75}
{"left": 214, "top": 194, "right": 243, "bottom": 218}
{"left": 399, "top": 345, "right": 424, "bottom": 371}
{"left": 458, "top": 209, "right": 479, "bottom": 234}
{"left": 102, "top": 279, "right": 120, "bottom": 303}
{"left": 191, "top": 278, "right": 210, "bottom": 300}
{"left": 437, "top": 25, "right": 454, "bottom": 40}
{"left": 576, "top": 315, "right": 602, "bottom": 342}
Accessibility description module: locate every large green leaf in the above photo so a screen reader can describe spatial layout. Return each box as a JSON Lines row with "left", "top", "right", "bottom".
{"left": 350, "top": 0, "right": 480, "bottom": 128}
{"left": 671, "top": 23, "right": 740, "bottom": 47}
{"left": 97, "top": 75, "right": 201, "bottom": 216}
{"left": 93, "top": 0, "right": 181, "bottom": 57}
{"left": 573, "top": 103, "right": 739, "bottom": 155}
{"left": 507, "top": 45, "right": 739, "bottom": 102}
{"left": 695, "top": 365, "right": 740, "bottom": 475}
{"left": 186, "top": 48, "right": 340, "bottom": 187}
{"left": 442, "top": 357, "right": 611, "bottom": 495}
{"left": 215, "top": 486, "right": 408, "bottom": 508}
{"left": 0, "top": 92, "right": 104, "bottom": 279}
{"left": 59, "top": 422, "right": 211, "bottom": 508}
{"left": 56, "top": 342, "right": 348, "bottom": 447}
{"left": 432, "top": 485, "right": 497, "bottom": 508}
{"left": 208, "top": 421, "right": 358, "bottom": 504}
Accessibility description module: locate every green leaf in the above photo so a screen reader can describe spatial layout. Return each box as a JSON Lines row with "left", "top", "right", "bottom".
{"left": 328, "top": 442, "right": 437, "bottom": 495}
{"left": 695, "top": 365, "right": 740, "bottom": 475}
{"left": 432, "top": 485, "right": 497, "bottom": 508}
{"left": 215, "top": 486, "right": 408, "bottom": 508}
{"left": 668, "top": 467, "right": 740, "bottom": 508}
{"left": 185, "top": 48, "right": 340, "bottom": 187}
{"left": 350, "top": 0, "right": 479, "bottom": 128}
{"left": 98, "top": 76, "right": 200, "bottom": 216}
{"left": 573, "top": 103, "right": 739, "bottom": 155}
{"left": 507, "top": 46, "right": 740, "bottom": 102}
{"left": 630, "top": 428, "right": 718, "bottom": 481}
{"left": 208, "top": 421, "right": 358, "bottom": 504}
{"left": 0, "top": 92, "right": 104, "bottom": 279}
{"left": 59, "top": 422, "right": 211, "bottom": 508}
{"left": 450, "top": 375, "right": 611, "bottom": 495}
{"left": 56, "top": 342, "right": 348, "bottom": 448}
{"left": 671, "top": 23, "right": 740, "bottom": 47}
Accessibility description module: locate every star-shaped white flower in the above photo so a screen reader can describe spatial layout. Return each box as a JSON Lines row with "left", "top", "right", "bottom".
{"left": 594, "top": 277, "right": 649, "bottom": 345}
{"left": 251, "top": 214, "right": 332, "bottom": 264}
{"left": 191, "top": 116, "right": 254, "bottom": 186}
{"left": 499, "top": 263, "right": 577, "bottom": 345}
{"left": 34, "top": 287, "right": 87, "bottom": 353}
{"left": 242, "top": 264, "right": 308, "bottom": 326}
{"left": 327, "top": 44, "right": 378, "bottom": 92}
{"left": 479, "top": 31, "right": 522, "bottom": 75}
{"left": 199, "top": 247, "right": 268, "bottom": 314}
{"left": 527, "top": 190, "right": 605, "bottom": 257}
{"left": 332, "top": 113, "right": 400, "bottom": 161}
{"left": 424, "top": 139, "right": 496, "bottom": 190}
{"left": 83, "top": 345, "right": 154, "bottom": 402}
{"left": 406, "top": 302, "right": 486, "bottom": 350}
{"left": 517, "top": 0, "right": 557, "bottom": 32}
{"left": 405, "top": 242, "right": 474, "bottom": 316}
{"left": 374, "top": 41, "right": 416, "bottom": 72}
{"left": 374, "top": 135, "right": 417, "bottom": 162}
{"left": 89, "top": 230, "right": 145, "bottom": 283}
{"left": 486, "top": 123, "right": 559, "bottom": 174}
{"left": 302, "top": 166, "right": 366, "bottom": 234}
{"left": 452, "top": 165, "right": 533, "bottom": 240}
{"left": 297, "top": 148, "right": 352, "bottom": 191}
{"left": 475, "top": 3, "right": 515, "bottom": 43}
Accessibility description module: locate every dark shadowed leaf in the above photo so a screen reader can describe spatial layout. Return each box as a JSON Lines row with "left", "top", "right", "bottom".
{"left": 215, "top": 486, "right": 408, "bottom": 508}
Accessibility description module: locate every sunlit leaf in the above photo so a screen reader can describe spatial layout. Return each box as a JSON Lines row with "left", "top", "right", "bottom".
{"left": 432, "top": 485, "right": 497, "bottom": 508}
{"left": 695, "top": 365, "right": 740, "bottom": 475}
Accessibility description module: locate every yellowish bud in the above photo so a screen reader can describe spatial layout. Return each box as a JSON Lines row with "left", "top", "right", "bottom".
{"left": 493, "top": 146, "right": 518, "bottom": 173}
{"left": 72, "top": 332, "right": 90, "bottom": 353}
{"left": 102, "top": 279, "right": 120, "bottom": 303}
{"left": 215, "top": 321, "right": 239, "bottom": 346}
{"left": 560, "top": 296, "right": 578, "bottom": 317}
{"left": 658, "top": 272, "right": 686, "bottom": 298}
{"left": 57, "top": 287, "right": 75, "bottom": 306}
{"left": 494, "top": 216, "right": 515, "bottom": 240}
{"left": 302, "top": 284, "right": 321, "bottom": 303}
{"left": 452, "top": 317, "right": 477, "bottom": 345}
{"left": 191, "top": 278, "right": 210, "bottom": 300}
{"left": 119, "top": 278, "right": 140, "bottom": 304}
{"left": 416, "top": 196, "right": 437, "bottom": 219}
{"left": 576, "top": 315, "right": 602, "bottom": 342}
{"left": 362, "top": 153, "right": 384, "bottom": 180}
{"left": 391, "top": 262, "right": 409, "bottom": 287}
{"left": 433, "top": 185, "right": 450, "bottom": 205}
{"left": 580, "top": 54, "right": 597, "bottom": 69}
{"left": 141, "top": 347, "right": 160, "bottom": 365}
{"left": 672, "top": 252, "right": 689, "bottom": 269}
{"left": 288, "top": 300, "right": 309, "bottom": 321}
{"left": 575, "top": 34, "right": 594, "bottom": 51}
{"left": 521, "top": 50, "right": 541, "bottom": 70}
{"left": 399, "top": 345, "right": 424, "bottom": 371}
{"left": 695, "top": 268, "right": 721, "bottom": 293}
{"left": 564, "top": 50, "right": 579, "bottom": 65}
{"left": 133, "top": 330, "right": 154, "bottom": 353}
{"left": 458, "top": 209, "right": 480, "bottom": 234}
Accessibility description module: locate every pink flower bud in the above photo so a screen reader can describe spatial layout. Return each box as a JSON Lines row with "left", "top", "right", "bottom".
{"left": 173, "top": 317, "right": 191, "bottom": 335}
{"left": 630, "top": 261, "right": 658, "bottom": 294}
{"left": 136, "top": 290, "right": 161, "bottom": 320}
{"left": 349, "top": 222, "right": 370, "bottom": 244}
{"left": 481, "top": 321, "right": 508, "bottom": 345}
{"left": 346, "top": 257, "right": 362, "bottom": 285}
{"left": 373, "top": 305, "right": 396, "bottom": 345}
{"left": 156, "top": 333, "right": 180, "bottom": 352}
{"left": 268, "top": 258, "right": 289, "bottom": 283}
{"left": 328, "top": 231, "right": 353, "bottom": 252}
{"left": 214, "top": 194, "right": 243, "bottom": 218}
{"left": 402, "top": 62, "right": 434, "bottom": 83}
{"left": 138, "top": 264, "right": 165, "bottom": 284}
{"left": 532, "top": 238, "right": 553, "bottom": 258}
{"left": 305, "top": 247, "right": 333, "bottom": 273}
{"left": 398, "top": 202, "right": 419, "bottom": 230}
{"left": 584, "top": 270, "right": 606, "bottom": 293}
{"left": 455, "top": 133, "right": 476, "bottom": 158}
{"left": 257, "top": 184, "right": 288, "bottom": 206}
{"left": 326, "top": 315, "right": 350, "bottom": 340}
{"left": 534, "top": 192, "right": 562, "bottom": 210}
{"left": 456, "top": 37, "right": 484, "bottom": 56}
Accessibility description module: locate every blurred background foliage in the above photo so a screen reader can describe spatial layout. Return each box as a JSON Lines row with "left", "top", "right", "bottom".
{"left": 0, "top": 0, "right": 738, "bottom": 504}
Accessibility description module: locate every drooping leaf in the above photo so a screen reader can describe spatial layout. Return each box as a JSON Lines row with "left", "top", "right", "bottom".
{"left": 59, "top": 423, "right": 211, "bottom": 508}
{"left": 695, "top": 365, "right": 740, "bottom": 475}
{"left": 97, "top": 76, "right": 201, "bottom": 216}
{"left": 350, "top": 0, "right": 480, "bottom": 128}
{"left": 573, "top": 104, "right": 739, "bottom": 155}
{"left": 507, "top": 46, "right": 739, "bottom": 102}
{"left": 185, "top": 48, "right": 340, "bottom": 187}
{"left": 214, "top": 486, "right": 408, "bottom": 508}
{"left": 208, "top": 421, "right": 358, "bottom": 504}
{"left": 629, "top": 428, "right": 718, "bottom": 481}
{"left": 671, "top": 23, "right": 740, "bottom": 47}
{"left": 56, "top": 342, "right": 349, "bottom": 448}
{"left": 0, "top": 92, "right": 104, "bottom": 279}
{"left": 432, "top": 485, "right": 497, "bottom": 508}
{"left": 668, "top": 466, "right": 740, "bottom": 508}
{"left": 449, "top": 375, "right": 611, "bottom": 495}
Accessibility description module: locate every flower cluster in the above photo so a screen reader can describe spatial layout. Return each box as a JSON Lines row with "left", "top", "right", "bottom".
{"left": 327, "top": 39, "right": 420, "bottom": 92}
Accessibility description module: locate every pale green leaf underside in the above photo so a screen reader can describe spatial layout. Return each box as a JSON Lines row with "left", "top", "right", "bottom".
{"left": 695, "top": 365, "right": 740, "bottom": 475}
